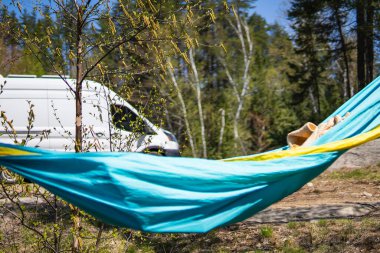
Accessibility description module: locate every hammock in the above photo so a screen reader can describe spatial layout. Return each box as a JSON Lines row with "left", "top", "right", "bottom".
{"left": 0, "top": 76, "right": 379, "bottom": 233}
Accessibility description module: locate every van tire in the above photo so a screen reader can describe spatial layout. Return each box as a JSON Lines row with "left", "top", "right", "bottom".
{"left": 0, "top": 168, "right": 17, "bottom": 184}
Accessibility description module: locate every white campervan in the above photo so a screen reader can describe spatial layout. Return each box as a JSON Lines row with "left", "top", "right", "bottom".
{"left": 0, "top": 74, "right": 179, "bottom": 158}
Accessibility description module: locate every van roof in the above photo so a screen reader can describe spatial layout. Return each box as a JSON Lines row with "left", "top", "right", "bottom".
{"left": 3, "top": 77, "right": 105, "bottom": 91}
{"left": 7, "top": 74, "right": 37, "bottom": 78}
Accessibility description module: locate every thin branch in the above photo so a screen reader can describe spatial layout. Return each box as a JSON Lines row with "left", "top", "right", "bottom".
{"left": 81, "top": 25, "right": 147, "bottom": 82}
{"left": 52, "top": 0, "right": 78, "bottom": 22}
{"left": 1, "top": 183, "right": 57, "bottom": 252}
{"left": 82, "top": 0, "right": 104, "bottom": 27}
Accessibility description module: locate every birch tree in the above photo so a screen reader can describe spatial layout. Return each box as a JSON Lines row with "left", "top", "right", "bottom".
{"left": 220, "top": 7, "right": 253, "bottom": 154}
{"left": 189, "top": 48, "right": 207, "bottom": 158}
{"left": 167, "top": 59, "right": 197, "bottom": 157}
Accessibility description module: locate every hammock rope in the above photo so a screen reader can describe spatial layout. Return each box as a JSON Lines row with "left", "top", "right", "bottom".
{"left": 0, "top": 76, "right": 379, "bottom": 233}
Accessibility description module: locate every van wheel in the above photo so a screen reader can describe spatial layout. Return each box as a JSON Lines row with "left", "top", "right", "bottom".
{"left": 0, "top": 168, "right": 17, "bottom": 184}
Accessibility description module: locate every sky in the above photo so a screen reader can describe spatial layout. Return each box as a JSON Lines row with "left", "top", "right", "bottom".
{"left": 3, "top": 0, "right": 292, "bottom": 31}
{"left": 252, "top": 0, "right": 292, "bottom": 31}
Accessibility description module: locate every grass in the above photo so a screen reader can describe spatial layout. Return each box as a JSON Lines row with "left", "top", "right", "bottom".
{"left": 328, "top": 165, "right": 380, "bottom": 181}
{"left": 317, "top": 219, "right": 327, "bottom": 227}
{"left": 259, "top": 226, "right": 273, "bottom": 238}
{"left": 1, "top": 210, "right": 379, "bottom": 252}
{"left": 282, "top": 246, "right": 306, "bottom": 253}
{"left": 287, "top": 222, "right": 298, "bottom": 230}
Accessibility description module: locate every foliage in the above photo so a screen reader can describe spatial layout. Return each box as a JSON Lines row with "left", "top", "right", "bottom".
{"left": 1, "top": 1, "right": 378, "bottom": 157}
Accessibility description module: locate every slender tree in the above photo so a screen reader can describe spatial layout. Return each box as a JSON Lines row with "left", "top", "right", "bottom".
{"left": 220, "top": 6, "right": 253, "bottom": 154}
{"left": 356, "top": 0, "right": 377, "bottom": 90}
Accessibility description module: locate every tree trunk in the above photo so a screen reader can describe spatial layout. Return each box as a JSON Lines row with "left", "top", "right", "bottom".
{"left": 75, "top": 7, "right": 83, "bottom": 153}
{"left": 356, "top": 0, "right": 366, "bottom": 90}
{"left": 75, "top": 63, "right": 83, "bottom": 153}
{"left": 227, "top": 12, "right": 253, "bottom": 155}
{"left": 365, "top": 0, "right": 374, "bottom": 85}
{"left": 308, "top": 86, "right": 318, "bottom": 115}
{"left": 72, "top": 6, "right": 83, "bottom": 253}
{"left": 234, "top": 98, "right": 246, "bottom": 154}
{"left": 167, "top": 60, "right": 197, "bottom": 157}
{"left": 336, "top": 61, "right": 347, "bottom": 99}
{"left": 189, "top": 49, "right": 207, "bottom": 158}
{"left": 334, "top": 7, "right": 352, "bottom": 99}
{"left": 217, "top": 109, "right": 225, "bottom": 154}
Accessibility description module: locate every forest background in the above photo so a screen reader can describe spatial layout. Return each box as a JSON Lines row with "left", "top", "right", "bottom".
{"left": 0, "top": 0, "right": 379, "bottom": 158}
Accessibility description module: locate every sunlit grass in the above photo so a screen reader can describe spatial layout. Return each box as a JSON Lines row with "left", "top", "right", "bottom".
{"left": 328, "top": 165, "right": 380, "bottom": 181}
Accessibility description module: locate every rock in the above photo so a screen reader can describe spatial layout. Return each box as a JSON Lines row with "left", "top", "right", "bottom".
{"left": 362, "top": 191, "right": 373, "bottom": 197}
{"left": 337, "top": 207, "right": 356, "bottom": 216}
{"left": 328, "top": 139, "right": 380, "bottom": 170}
{"left": 307, "top": 182, "right": 314, "bottom": 187}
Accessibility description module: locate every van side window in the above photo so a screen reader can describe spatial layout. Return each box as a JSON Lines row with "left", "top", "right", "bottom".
{"left": 111, "top": 104, "right": 153, "bottom": 134}
{"left": 111, "top": 104, "right": 137, "bottom": 132}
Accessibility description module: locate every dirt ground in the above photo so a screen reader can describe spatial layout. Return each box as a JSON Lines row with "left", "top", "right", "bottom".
{"left": 211, "top": 164, "right": 380, "bottom": 253}
{"left": 274, "top": 166, "right": 380, "bottom": 208}
{"left": 1, "top": 165, "right": 380, "bottom": 252}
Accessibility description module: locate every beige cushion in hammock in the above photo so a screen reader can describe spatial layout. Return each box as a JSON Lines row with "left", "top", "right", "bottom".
{"left": 287, "top": 112, "right": 350, "bottom": 149}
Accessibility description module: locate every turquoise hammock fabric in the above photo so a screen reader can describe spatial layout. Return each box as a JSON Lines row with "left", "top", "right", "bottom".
{"left": 0, "top": 76, "right": 379, "bottom": 233}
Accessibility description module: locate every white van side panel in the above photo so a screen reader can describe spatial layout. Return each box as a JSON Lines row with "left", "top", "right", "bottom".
{"left": 0, "top": 89, "right": 50, "bottom": 148}
{"left": 47, "top": 87, "right": 113, "bottom": 151}
{"left": 47, "top": 88, "right": 75, "bottom": 151}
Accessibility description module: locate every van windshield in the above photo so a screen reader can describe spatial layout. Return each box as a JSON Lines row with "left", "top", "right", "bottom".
{"left": 110, "top": 104, "right": 154, "bottom": 134}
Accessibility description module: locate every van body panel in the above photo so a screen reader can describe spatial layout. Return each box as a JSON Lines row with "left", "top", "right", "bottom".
{"left": 0, "top": 77, "right": 179, "bottom": 155}
{"left": 0, "top": 81, "right": 49, "bottom": 149}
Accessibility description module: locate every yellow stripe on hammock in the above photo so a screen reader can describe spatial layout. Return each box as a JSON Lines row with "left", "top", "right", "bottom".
{"left": 1, "top": 125, "right": 379, "bottom": 160}
{"left": 0, "top": 146, "right": 39, "bottom": 156}
{"left": 225, "top": 125, "right": 380, "bottom": 162}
